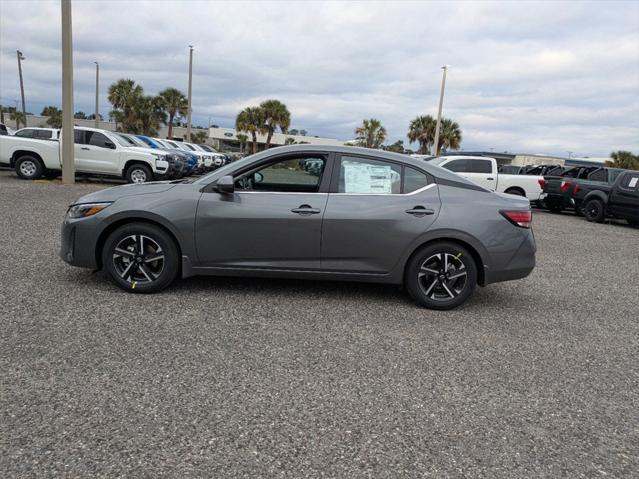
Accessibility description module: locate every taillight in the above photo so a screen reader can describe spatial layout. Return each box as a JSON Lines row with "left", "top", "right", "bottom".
{"left": 500, "top": 210, "right": 533, "bottom": 228}
{"left": 573, "top": 184, "right": 581, "bottom": 195}
{"left": 538, "top": 178, "right": 546, "bottom": 189}
{"left": 560, "top": 180, "right": 572, "bottom": 192}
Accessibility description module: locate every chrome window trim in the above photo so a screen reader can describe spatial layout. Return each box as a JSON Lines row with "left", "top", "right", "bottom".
{"left": 235, "top": 183, "right": 436, "bottom": 196}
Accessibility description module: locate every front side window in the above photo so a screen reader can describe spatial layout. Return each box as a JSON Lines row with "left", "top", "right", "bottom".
{"left": 87, "top": 132, "right": 112, "bottom": 148}
{"left": 235, "top": 156, "right": 326, "bottom": 193}
{"left": 337, "top": 156, "right": 401, "bottom": 194}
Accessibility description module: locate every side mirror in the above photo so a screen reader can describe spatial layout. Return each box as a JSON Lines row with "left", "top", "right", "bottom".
{"left": 216, "top": 175, "right": 235, "bottom": 194}
{"left": 105, "top": 141, "right": 116, "bottom": 149}
{"left": 254, "top": 172, "right": 264, "bottom": 183}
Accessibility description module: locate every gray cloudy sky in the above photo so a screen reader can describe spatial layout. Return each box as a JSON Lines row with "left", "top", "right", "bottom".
{"left": 1, "top": 0, "right": 638, "bottom": 156}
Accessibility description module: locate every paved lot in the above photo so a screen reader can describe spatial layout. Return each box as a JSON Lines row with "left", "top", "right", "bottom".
{"left": 1, "top": 170, "right": 638, "bottom": 478}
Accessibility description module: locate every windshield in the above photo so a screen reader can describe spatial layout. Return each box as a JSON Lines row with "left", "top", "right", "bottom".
{"left": 125, "top": 135, "right": 150, "bottom": 148}
{"left": 198, "top": 144, "right": 217, "bottom": 152}
{"left": 153, "top": 139, "right": 169, "bottom": 148}
{"left": 113, "top": 133, "right": 135, "bottom": 147}
{"left": 183, "top": 143, "right": 196, "bottom": 151}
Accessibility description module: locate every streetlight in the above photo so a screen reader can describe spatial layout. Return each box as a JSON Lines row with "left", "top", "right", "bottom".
{"left": 186, "top": 45, "right": 194, "bottom": 142}
{"left": 16, "top": 50, "right": 26, "bottom": 128}
{"left": 432, "top": 64, "right": 449, "bottom": 156}
{"left": 94, "top": 61, "right": 99, "bottom": 127}
{"left": 61, "top": 0, "right": 75, "bottom": 184}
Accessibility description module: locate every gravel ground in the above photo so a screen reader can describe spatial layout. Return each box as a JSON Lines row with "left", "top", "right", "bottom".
{"left": 1, "top": 170, "right": 638, "bottom": 478}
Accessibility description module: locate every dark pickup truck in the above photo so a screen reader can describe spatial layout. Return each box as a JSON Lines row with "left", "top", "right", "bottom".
{"left": 541, "top": 166, "right": 625, "bottom": 214}
{"left": 580, "top": 170, "right": 639, "bottom": 225}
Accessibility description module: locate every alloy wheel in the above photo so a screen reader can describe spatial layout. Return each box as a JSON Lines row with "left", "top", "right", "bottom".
{"left": 418, "top": 253, "right": 468, "bottom": 301}
{"left": 112, "top": 234, "right": 164, "bottom": 284}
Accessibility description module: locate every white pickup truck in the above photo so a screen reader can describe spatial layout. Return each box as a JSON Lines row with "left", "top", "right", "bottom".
{"left": 429, "top": 155, "right": 544, "bottom": 202}
{"left": 0, "top": 127, "right": 171, "bottom": 183}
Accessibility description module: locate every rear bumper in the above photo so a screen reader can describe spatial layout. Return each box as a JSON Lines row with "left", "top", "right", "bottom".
{"left": 485, "top": 230, "right": 536, "bottom": 284}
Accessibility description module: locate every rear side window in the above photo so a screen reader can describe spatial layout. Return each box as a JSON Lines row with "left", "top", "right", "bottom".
{"left": 338, "top": 156, "right": 401, "bottom": 194}
{"left": 404, "top": 167, "right": 431, "bottom": 193}
{"left": 442, "top": 159, "right": 468, "bottom": 172}
{"left": 74, "top": 129, "right": 85, "bottom": 144}
{"left": 15, "top": 129, "right": 36, "bottom": 138}
{"left": 35, "top": 130, "right": 52, "bottom": 139}
{"left": 588, "top": 169, "right": 605, "bottom": 182}
{"left": 469, "top": 159, "right": 492, "bottom": 173}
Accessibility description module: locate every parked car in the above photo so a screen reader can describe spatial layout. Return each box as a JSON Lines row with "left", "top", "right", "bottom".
{"left": 580, "top": 170, "right": 639, "bottom": 225}
{"left": 428, "top": 155, "right": 544, "bottom": 202}
{"left": 0, "top": 126, "right": 171, "bottom": 182}
{"left": 114, "top": 133, "right": 186, "bottom": 179}
{"left": 148, "top": 137, "right": 199, "bottom": 175}
{"left": 60, "top": 145, "right": 536, "bottom": 310}
{"left": 161, "top": 140, "right": 208, "bottom": 172}
{"left": 541, "top": 166, "right": 625, "bottom": 213}
{"left": 194, "top": 143, "right": 227, "bottom": 167}
{"left": 0, "top": 123, "right": 9, "bottom": 136}
{"left": 522, "top": 165, "right": 565, "bottom": 176}
{"left": 13, "top": 127, "right": 60, "bottom": 140}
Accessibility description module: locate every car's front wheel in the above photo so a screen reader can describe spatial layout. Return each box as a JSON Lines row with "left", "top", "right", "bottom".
{"left": 125, "top": 163, "right": 152, "bottom": 183}
{"left": 15, "top": 156, "right": 44, "bottom": 180}
{"left": 405, "top": 242, "right": 477, "bottom": 310}
{"left": 102, "top": 223, "right": 179, "bottom": 293}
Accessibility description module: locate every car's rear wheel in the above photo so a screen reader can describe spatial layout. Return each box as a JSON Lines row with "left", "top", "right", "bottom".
{"left": 505, "top": 187, "right": 525, "bottom": 197}
{"left": 102, "top": 223, "right": 179, "bottom": 293}
{"left": 584, "top": 198, "right": 605, "bottom": 223}
{"left": 125, "top": 163, "right": 152, "bottom": 183}
{"left": 15, "top": 156, "right": 44, "bottom": 180}
{"left": 405, "top": 242, "right": 477, "bottom": 310}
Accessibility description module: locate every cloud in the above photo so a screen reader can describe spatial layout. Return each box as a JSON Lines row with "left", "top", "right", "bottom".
{"left": 0, "top": 0, "right": 637, "bottom": 156}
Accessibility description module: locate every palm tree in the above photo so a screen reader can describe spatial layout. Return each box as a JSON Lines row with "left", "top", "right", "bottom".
{"left": 606, "top": 151, "right": 639, "bottom": 170}
{"left": 284, "top": 137, "right": 296, "bottom": 145}
{"left": 9, "top": 110, "right": 26, "bottom": 129}
{"left": 407, "top": 115, "right": 436, "bottom": 154}
{"left": 157, "top": 87, "right": 188, "bottom": 140}
{"left": 236, "top": 106, "right": 264, "bottom": 154}
{"left": 107, "top": 79, "right": 144, "bottom": 132}
{"left": 236, "top": 133, "right": 248, "bottom": 153}
{"left": 130, "top": 95, "right": 166, "bottom": 136}
{"left": 260, "top": 99, "right": 291, "bottom": 149}
{"left": 355, "top": 118, "right": 387, "bottom": 149}
{"left": 437, "top": 118, "right": 462, "bottom": 153}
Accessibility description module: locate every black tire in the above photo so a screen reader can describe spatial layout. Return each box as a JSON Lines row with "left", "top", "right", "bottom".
{"left": 125, "top": 163, "right": 152, "bottom": 183}
{"left": 583, "top": 198, "right": 605, "bottom": 223}
{"left": 44, "top": 170, "right": 60, "bottom": 179}
{"left": 505, "top": 188, "right": 525, "bottom": 197}
{"left": 102, "top": 223, "right": 179, "bottom": 294}
{"left": 405, "top": 242, "right": 478, "bottom": 310}
{"left": 14, "top": 155, "right": 44, "bottom": 180}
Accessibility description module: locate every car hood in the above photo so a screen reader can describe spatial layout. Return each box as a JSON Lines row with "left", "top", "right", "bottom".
{"left": 71, "top": 181, "right": 176, "bottom": 205}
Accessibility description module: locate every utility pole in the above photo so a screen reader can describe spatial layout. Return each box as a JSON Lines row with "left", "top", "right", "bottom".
{"left": 16, "top": 50, "right": 26, "bottom": 128}
{"left": 94, "top": 61, "right": 99, "bottom": 127}
{"left": 186, "top": 45, "right": 193, "bottom": 142}
{"left": 61, "top": 0, "right": 75, "bottom": 184}
{"left": 432, "top": 65, "right": 449, "bottom": 157}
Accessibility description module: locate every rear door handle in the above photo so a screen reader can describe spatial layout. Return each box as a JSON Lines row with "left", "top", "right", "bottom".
{"left": 80, "top": 147, "right": 90, "bottom": 150}
{"left": 487, "top": 177, "right": 495, "bottom": 180}
{"left": 291, "top": 204, "right": 321, "bottom": 215}
{"left": 406, "top": 206, "right": 435, "bottom": 216}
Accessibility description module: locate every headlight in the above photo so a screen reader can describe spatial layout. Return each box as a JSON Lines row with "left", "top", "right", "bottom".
{"left": 152, "top": 153, "right": 166, "bottom": 161}
{"left": 66, "top": 202, "right": 112, "bottom": 219}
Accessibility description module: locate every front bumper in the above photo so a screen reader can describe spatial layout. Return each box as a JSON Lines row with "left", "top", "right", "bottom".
{"left": 60, "top": 216, "right": 101, "bottom": 269}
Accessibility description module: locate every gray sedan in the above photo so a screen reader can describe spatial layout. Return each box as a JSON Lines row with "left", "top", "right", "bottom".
{"left": 61, "top": 145, "right": 536, "bottom": 310}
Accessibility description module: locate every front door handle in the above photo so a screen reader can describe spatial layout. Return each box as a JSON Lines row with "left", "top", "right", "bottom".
{"left": 80, "top": 147, "right": 90, "bottom": 150}
{"left": 291, "top": 204, "right": 321, "bottom": 215}
{"left": 406, "top": 206, "right": 435, "bottom": 216}
{"left": 487, "top": 177, "right": 495, "bottom": 181}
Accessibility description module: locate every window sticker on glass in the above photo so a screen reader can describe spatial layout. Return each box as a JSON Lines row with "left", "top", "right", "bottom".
{"left": 343, "top": 161, "right": 396, "bottom": 193}
{"left": 629, "top": 177, "right": 638, "bottom": 188}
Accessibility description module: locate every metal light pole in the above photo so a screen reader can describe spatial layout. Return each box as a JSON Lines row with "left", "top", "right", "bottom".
{"left": 186, "top": 45, "right": 193, "bottom": 142}
{"left": 61, "top": 0, "right": 75, "bottom": 184}
{"left": 432, "top": 65, "right": 449, "bottom": 156}
{"left": 94, "top": 61, "right": 99, "bottom": 127}
{"left": 16, "top": 50, "right": 26, "bottom": 128}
